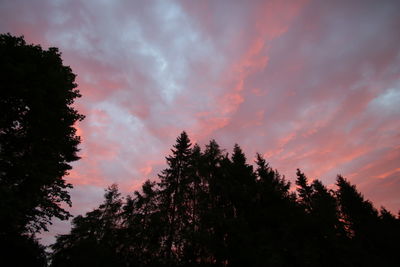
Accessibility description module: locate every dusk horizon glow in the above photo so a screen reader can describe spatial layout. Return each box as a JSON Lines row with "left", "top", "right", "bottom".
{"left": 1, "top": 0, "right": 399, "bottom": 246}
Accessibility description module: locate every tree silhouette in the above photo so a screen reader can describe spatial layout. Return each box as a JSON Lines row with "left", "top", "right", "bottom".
{"left": 120, "top": 180, "right": 163, "bottom": 266}
{"left": 51, "top": 185, "right": 123, "bottom": 267}
{"left": 4, "top": 32, "right": 398, "bottom": 267}
{"left": 199, "top": 139, "right": 230, "bottom": 265}
{"left": 0, "top": 33, "right": 84, "bottom": 266}
{"left": 296, "top": 171, "right": 347, "bottom": 266}
{"left": 222, "top": 144, "right": 256, "bottom": 266}
{"left": 295, "top": 169, "right": 313, "bottom": 213}
{"left": 335, "top": 175, "right": 399, "bottom": 266}
{"left": 253, "top": 154, "right": 300, "bottom": 266}
{"left": 49, "top": 132, "right": 399, "bottom": 266}
{"left": 157, "top": 131, "right": 195, "bottom": 265}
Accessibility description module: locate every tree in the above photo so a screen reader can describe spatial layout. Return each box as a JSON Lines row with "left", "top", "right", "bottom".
{"left": 335, "top": 175, "right": 381, "bottom": 265}
{"left": 223, "top": 145, "right": 256, "bottom": 266}
{"left": 336, "top": 176, "right": 379, "bottom": 237}
{"left": 200, "top": 139, "right": 230, "bottom": 265}
{"left": 51, "top": 185, "right": 123, "bottom": 267}
{"left": 157, "top": 131, "right": 194, "bottom": 265}
{"left": 2, "top": 234, "right": 48, "bottom": 267}
{"left": 47, "top": 132, "right": 400, "bottom": 266}
{"left": 0, "top": 33, "right": 84, "bottom": 234}
{"left": 0, "top": 33, "right": 84, "bottom": 264}
{"left": 295, "top": 169, "right": 313, "bottom": 213}
{"left": 376, "top": 207, "right": 400, "bottom": 266}
{"left": 181, "top": 143, "right": 204, "bottom": 263}
{"left": 253, "top": 155, "right": 300, "bottom": 266}
{"left": 120, "top": 180, "right": 163, "bottom": 266}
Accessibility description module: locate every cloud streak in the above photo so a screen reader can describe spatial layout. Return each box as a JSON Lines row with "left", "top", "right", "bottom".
{"left": 1, "top": 0, "right": 399, "bottom": 245}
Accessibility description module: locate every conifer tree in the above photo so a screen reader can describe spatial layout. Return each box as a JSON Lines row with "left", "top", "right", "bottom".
{"left": 181, "top": 144, "right": 203, "bottom": 263}
{"left": 336, "top": 176, "right": 379, "bottom": 236}
{"left": 157, "top": 131, "right": 194, "bottom": 264}
{"left": 254, "top": 155, "right": 299, "bottom": 266}
{"left": 120, "top": 180, "right": 162, "bottom": 266}
{"left": 309, "top": 179, "right": 346, "bottom": 266}
{"left": 48, "top": 133, "right": 400, "bottom": 267}
{"left": 335, "top": 175, "right": 380, "bottom": 265}
{"left": 336, "top": 177, "right": 400, "bottom": 266}
{"left": 295, "top": 169, "right": 313, "bottom": 212}
{"left": 310, "top": 180, "right": 343, "bottom": 236}
{"left": 224, "top": 145, "right": 256, "bottom": 266}
{"left": 375, "top": 207, "right": 400, "bottom": 266}
{"left": 51, "top": 185, "right": 123, "bottom": 267}
{"left": 255, "top": 154, "right": 291, "bottom": 198}
{"left": 200, "top": 140, "right": 230, "bottom": 265}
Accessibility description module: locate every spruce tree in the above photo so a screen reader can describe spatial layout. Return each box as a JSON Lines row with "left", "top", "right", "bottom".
{"left": 295, "top": 169, "right": 313, "bottom": 213}
{"left": 378, "top": 207, "right": 400, "bottom": 265}
{"left": 51, "top": 185, "right": 123, "bottom": 267}
{"left": 201, "top": 140, "right": 230, "bottom": 265}
{"left": 254, "top": 155, "right": 298, "bottom": 266}
{"left": 120, "top": 180, "right": 162, "bottom": 266}
{"left": 335, "top": 175, "right": 380, "bottom": 265}
{"left": 48, "top": 133, "right": 400, "bottom": 266}
{"left": 157, "top": 131, "right": 193, "bottom": 265}
{"left": 181, "top": 144, "right": 203, "bottom": 264}
{"left": 225, "top": 145, "right": 256, "bottom": 266}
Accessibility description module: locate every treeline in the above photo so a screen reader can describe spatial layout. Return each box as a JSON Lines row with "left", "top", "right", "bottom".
{"left": 51, "top": 132, "right": 399, "bottom": 267}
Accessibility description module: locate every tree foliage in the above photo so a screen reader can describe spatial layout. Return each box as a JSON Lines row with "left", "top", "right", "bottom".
{"left": 0, "top": 33, "right": 84, "bottom": 265}
{"left": 51, "top": 185, "right": 122, "bottom": 267}
{"left": 51, "top": 132, "right": 400, "bottom": 266}
{"left": 4, "top": 32, "right": 398, "bottom": 267}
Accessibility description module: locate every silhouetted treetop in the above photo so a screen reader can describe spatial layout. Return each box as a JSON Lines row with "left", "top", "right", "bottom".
{"left": 0, "top": 33, "right": 84, "bottom": 235}
{"left": 0, "top": 33, "right": 84, "bottom": 266}
{"left": 50, "top": 132, "right": 400, "bottom": 266}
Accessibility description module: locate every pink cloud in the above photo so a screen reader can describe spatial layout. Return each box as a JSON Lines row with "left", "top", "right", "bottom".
{"left": 376, "top": 168, "right": 400, "bottom": 180}
{"left": 1, "top": 0, "right": 399, "bottom": 245}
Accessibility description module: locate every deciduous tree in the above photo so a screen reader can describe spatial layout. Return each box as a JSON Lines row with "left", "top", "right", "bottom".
{"left": 0, "top": 33, "right": 84, "bottom": 266}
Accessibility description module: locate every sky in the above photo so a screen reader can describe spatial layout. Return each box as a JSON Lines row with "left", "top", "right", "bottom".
{"left": 1, "top": 0, "right": 399, "bottom": 245}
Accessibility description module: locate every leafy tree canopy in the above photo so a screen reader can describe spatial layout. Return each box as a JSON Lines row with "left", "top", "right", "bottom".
{"left": 0, "top": 33, "right": 84, "bottom": 265}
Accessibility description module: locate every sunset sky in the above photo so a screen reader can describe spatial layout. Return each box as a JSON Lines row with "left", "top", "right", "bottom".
{"left": 1, "top": 0, "right": 399, "bottom": 245}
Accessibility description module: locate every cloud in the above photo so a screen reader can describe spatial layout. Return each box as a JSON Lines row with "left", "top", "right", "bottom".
{"left": 1, "top": 0, "right": 399, "bottom": 245}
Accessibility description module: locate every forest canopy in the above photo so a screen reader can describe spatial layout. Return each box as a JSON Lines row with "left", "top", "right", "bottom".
{"left": 50, "top": 132, "right": 400, "bottom": 267}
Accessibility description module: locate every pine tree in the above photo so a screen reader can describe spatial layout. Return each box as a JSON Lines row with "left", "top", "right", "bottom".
{"left": 201, "top": 140, "right": 230, "bottom": 265}
{"left": 255, "top": 154, "right": 291, "bottom": 198}
{"left": 120, "top": 180, "right": 162, "bottom": 266}
{"left": 309, "top": 179, "right": 346, "bottom": 266}
{"left": 376, "top": 207, "right": 400, "bottom": 266}
{"left": 48, "top": 133, "right": 400, "bottom": 266}
{"left": 310, "top": 180, "right": 344, "bottom": 237}
{"left": 335, "top": 175, "right": 380, "bottom": 266}
{"left": 254, "top": 155, "right": 298, "bottom": 266}
{"left": 336, "top": 176, "right": 379, "bottom": 236}
{"left": 51, "top": 185, "right": 123, "bottom": 267}
{"left": 157, "top": 131, "right": 194, "bottom": 265}
{"left": 225, "top": 145, "right": 256, "bottom": 266}
{"left": 294, "top": 170, "right": 322, "bottom": 266}
{"left": 181, "top": 144, "right": 203, "bottom": 264}
{"left": 295, "top": 169, "right": 313, "bottom": 213}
